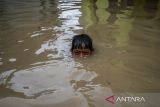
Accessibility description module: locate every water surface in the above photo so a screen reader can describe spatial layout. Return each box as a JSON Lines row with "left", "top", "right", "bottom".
{"left": 0, "top": 0, "right": 160, "bottom": 107}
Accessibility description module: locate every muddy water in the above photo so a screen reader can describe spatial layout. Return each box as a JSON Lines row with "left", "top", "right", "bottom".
{"left": 0, "top": 0, "right": 160, "bottom": 107}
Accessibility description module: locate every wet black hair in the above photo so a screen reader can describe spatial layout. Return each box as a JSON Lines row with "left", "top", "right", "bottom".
{"left": 71, "top": 34, "right": 93, "bottom": 51}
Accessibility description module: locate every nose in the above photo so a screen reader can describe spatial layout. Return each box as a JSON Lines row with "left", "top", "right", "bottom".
{"left": 80, "top": 52, "right": 83, "bottom": 57}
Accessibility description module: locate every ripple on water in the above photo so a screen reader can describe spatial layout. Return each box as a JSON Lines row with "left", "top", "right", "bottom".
{"left": 70, "top": 69, "right": 97, "bottom": 82}
{"left": 17, "top": 40, "right": 24, "bottom": 43}
{"left": 9, "top": 58, "right": 17, "bottom": 62}
{"left": 30, "top": 32, "right": 43, "bottom": 38}
{"left": 0, "top": 58, "right": 2, "bottom": 65}
{"left": 0, "top": 69, "right": 16, "bottom": 84}
{"left": 24, "top": 49, "right": 29, "bottom": 51}
{"left": 0, "top": 62, "right": 3, "bottom": 65}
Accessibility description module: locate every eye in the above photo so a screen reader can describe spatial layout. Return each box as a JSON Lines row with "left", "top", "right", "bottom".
{"left": 82, "top": 50, "right": 90, "bottom": 55}
{"left": 73, "top": 50, "right": 81, "bottom": 55}
{"left": 82, "top": 51, "right": 90, "bottom": 55}
{"left": 74, "top": 51, "right": 80, "bottom": 55}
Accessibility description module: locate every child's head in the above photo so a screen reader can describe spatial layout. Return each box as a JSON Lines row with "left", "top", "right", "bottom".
{"left": 71, "top": 34, "right": 93, "bottom": 57}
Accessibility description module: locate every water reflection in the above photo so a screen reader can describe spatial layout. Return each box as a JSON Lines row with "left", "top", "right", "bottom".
{"left": 0, "top": 0, "right": 111, "bottom": 107}
{"left": 79, "top": 0, "right": 160, "bottom": 93}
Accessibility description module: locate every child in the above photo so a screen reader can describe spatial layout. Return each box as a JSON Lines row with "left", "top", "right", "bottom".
{"left": 71, "top": 34, "right": 93, "bottom": 57}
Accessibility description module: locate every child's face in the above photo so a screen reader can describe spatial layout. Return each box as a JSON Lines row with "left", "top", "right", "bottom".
{"left": 72, "top": 48, "right": 91, "bottom": 57}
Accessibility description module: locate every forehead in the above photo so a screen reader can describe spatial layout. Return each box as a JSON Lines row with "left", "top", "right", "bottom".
{"left": 73, "top": 48, "right": 90, "bottom": 51}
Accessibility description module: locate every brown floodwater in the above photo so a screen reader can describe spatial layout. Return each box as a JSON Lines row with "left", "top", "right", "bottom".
{"left": 0, "top": 0, "right": 160, "bottom": 107}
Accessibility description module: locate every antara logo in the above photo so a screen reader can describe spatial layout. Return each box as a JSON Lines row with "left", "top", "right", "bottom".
{"left": 105, "top": 95, "right": 115, "bottom": 104}
{"left": 105, "top": 95, "right": 146, "bottom": 104}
